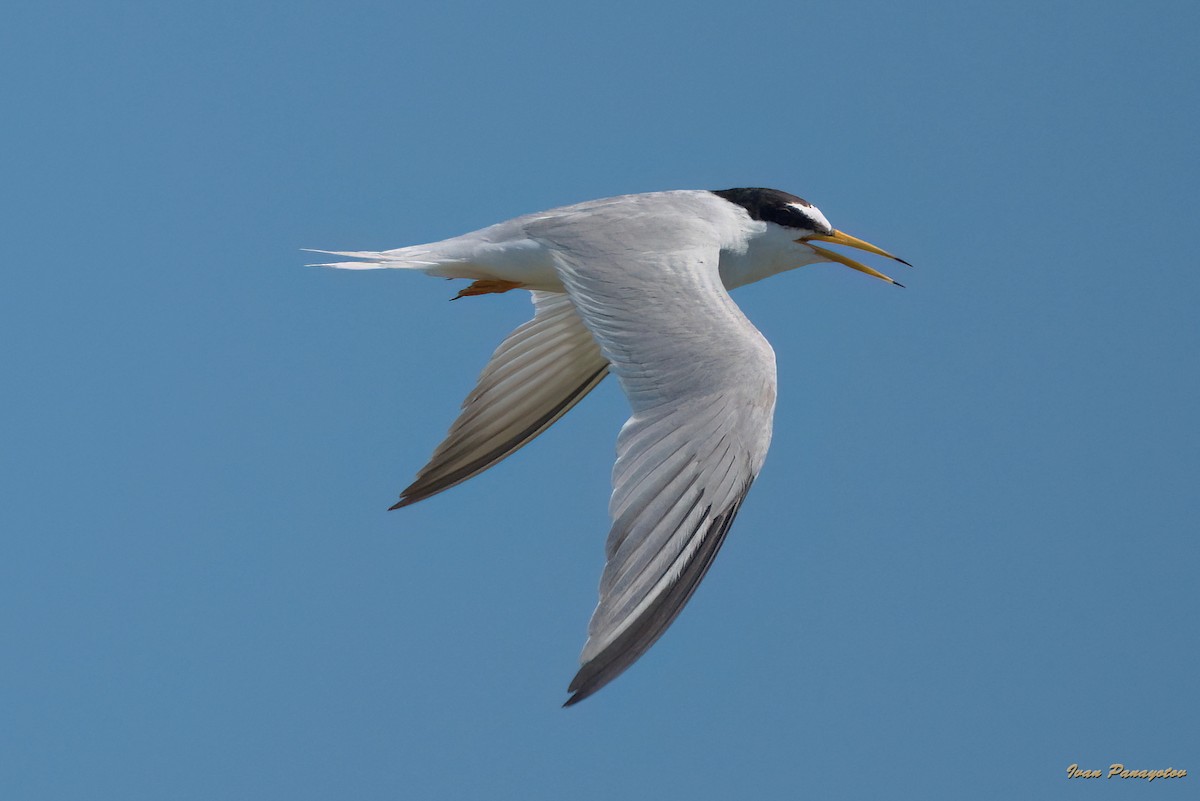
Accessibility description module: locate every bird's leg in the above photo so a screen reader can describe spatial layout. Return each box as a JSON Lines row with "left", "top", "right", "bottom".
{"left": 451, "top": 279, "right": 525, "bottom": 300}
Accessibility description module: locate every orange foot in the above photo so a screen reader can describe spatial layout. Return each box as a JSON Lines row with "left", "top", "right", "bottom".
{"left": 452, "top": 279, "right": 525, "bottom": 300}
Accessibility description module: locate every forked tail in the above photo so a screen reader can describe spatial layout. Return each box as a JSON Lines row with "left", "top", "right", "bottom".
{"left": 302, "top": 247, "right": 442, "bottom": 271}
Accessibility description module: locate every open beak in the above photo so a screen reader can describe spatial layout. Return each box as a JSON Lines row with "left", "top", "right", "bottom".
{"left": 799, "top": 230, "right": 911, "bottom": 287}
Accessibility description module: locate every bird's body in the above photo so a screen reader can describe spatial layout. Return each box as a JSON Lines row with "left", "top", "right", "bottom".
{"left": 312, "top": 188, "right": 907, "bottom": 705}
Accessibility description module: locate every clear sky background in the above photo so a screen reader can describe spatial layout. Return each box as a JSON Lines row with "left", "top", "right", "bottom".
{"left": 3, "top": 1, "right": 1196, "bottom": 798}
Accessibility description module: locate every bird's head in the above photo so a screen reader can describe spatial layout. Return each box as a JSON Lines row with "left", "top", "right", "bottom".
{"left": 711, "top": 187, "right": 910, "bottom": 286}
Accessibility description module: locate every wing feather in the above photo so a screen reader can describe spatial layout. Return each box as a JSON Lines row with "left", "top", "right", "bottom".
{"left": 527, "top": 199, "right": 777, "bottom": 705}
{"left": 393, "top": 291, "right": 608, "bottom": 508}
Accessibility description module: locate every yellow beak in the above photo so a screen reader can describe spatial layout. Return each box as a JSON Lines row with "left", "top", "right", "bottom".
{"left": 799, "top": 230, "right": 911, "bottom": 286}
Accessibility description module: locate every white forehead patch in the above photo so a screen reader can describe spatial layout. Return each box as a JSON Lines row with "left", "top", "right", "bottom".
{"left": 790, "top": 202, "right": 832, "bottom": 232}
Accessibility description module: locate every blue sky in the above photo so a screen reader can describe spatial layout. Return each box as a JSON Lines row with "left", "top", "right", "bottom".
{"left": 3, "top": 0, "right": 1197, "bottom": 798}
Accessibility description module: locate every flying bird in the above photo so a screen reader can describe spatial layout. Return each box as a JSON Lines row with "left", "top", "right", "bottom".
{"left": 310, "top": 188, "right": 909, "bottom": 705}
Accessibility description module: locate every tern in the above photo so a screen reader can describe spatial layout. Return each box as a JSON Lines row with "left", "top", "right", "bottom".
{"left": 311, "top": 188, "right": 909, "bottom": 705}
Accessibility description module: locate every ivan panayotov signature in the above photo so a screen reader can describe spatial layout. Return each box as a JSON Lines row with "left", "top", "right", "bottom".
{"left": 1067, "top": 763, "right": 1186, "bottom": 781}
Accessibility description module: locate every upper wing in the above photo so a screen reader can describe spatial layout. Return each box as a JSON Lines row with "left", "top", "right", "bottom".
{"left": 394, "top": 291, "right": 609, "bottom": 508}
{"left": 527, "top": 200, "right": 778, "bottom": 705}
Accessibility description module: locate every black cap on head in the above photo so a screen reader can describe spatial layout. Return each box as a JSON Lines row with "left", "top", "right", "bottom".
{"left": 710, "top": 187, "right": 830, "bottom": 233}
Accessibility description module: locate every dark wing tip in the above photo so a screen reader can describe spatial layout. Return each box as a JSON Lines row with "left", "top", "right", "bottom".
{"left": 563, "top": 653, "right": 623, "bottom": 706}
{"left": 387, "top": 364, "right": 611, "bottom": 514}
{"left": 562, "top": 671, "right": 605, "bottom": 707}
{"left": 390, "top": 480, "right": 430, "bottom": 509}
{"left": 560, "top": 483, "right": 754, "bottom": 706}
{"left": 390, "top": 472, "right": 457, "bottom": 510}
